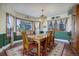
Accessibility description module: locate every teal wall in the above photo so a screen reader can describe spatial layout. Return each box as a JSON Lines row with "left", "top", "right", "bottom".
{"left": 55, "top": 31, "right": 71, "bottom": 41}
{"left": 13, "top": 32, "right": 22, "bottom": 41}
{"left": 0, "top": 32, "right": 22, "bottom": 48}
{"left": 0, "top": 33, "right": 10, "bottom": 48}
{"left": 0, "top": 31, "right": 71, "bottom": 48}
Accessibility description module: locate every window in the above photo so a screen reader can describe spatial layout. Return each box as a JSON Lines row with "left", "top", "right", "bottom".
{"left": 48, "top": 21, "right": 53, "bottom": 30}
{"left": 54, "top": 20, "right": 57, "bottom": 29}
{"left": 16, "top": 18, "right": 32, "bottom": 35}
{"left": 16, "top": 19, "right": 21, "bottom": 35}
{"left": 6, "top": 13, "right": 14, "bottom": 44}
{"left": 35, "top": 21, "right": 40, "bottom": 34}
{"left": 59, "top": 20, "right": 65, "bottom": 31}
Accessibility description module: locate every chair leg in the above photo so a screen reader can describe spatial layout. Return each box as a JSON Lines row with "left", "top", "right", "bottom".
{"left": 23, "top": 49, "right": 28, "bottom": 56}
{"left": 23, "top": 49, "right": 25, "bottom": 56}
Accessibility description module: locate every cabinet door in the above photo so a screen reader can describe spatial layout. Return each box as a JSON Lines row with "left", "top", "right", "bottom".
{"left": 70, "top": 5, "right": 79, "bottom": 54}
{"left": 75, "top": 5, "right": 79, "bottom": 53}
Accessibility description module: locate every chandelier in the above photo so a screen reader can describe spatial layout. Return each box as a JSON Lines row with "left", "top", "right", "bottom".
{"left": 39, "top": 9, "right": 47, "bottom": 24}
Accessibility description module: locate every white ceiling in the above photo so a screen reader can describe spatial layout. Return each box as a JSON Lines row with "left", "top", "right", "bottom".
{"left": 1, "top": 3, "right": 75, "bottom": 18}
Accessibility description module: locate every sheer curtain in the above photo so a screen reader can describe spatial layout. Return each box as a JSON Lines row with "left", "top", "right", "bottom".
{"left": 7, "top": 14, "right": 14, "bottom": 46}
{"left": 35, "top": 22, "right": 40, "bottom": 35}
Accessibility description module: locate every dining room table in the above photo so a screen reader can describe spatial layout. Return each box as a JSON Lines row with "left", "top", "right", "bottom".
{"left": 27, "top": 34, "right": 48, "bottom": 56}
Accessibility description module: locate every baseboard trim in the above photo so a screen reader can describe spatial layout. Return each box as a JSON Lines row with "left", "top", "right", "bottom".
{"left": 13, "top": 40, "right": 22, "bottom": 44}
{"left": 55, "top": 38, "right": 69, "bottom": 43}
{"left": 0, "top": 44, "right": 10, "bottom": 52}
{"left": 0, "top": 40, "right": 22, "bottom": 53}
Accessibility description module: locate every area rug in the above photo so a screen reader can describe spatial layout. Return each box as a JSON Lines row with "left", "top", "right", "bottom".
{"left": 48, "top": 42, "right": 64, "bottom": 56}
{"left": 6, "top": 45, "right": 23, "bottom": 56}
{"left": 6, "top": 42, "right": 65, "bottom": 56}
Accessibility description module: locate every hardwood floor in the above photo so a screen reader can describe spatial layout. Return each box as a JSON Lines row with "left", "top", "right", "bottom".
{"left": 62, "top": 43, "right": 78, "bottom": 56}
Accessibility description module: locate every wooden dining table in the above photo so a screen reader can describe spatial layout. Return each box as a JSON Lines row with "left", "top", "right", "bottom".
{"left": 28, "top": 34, "right": 47, "bottom": 56}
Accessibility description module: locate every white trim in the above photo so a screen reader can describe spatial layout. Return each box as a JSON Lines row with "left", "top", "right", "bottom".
{"left": 0, "top": 48, "right": 3, "bottom": 52}
{"left": 13, "top": 40, "right": 22, "bottom": 44}
{"left": 0, "top": 44, "right": 10, "bottom": 52}
{"left": 0, "top": 40, "right": 22, "bottom": 53}
{"left": 2, "top": 44, "right": 10, "bottom": 49}
{"left": 55, "top": 38, "right": 69, "bottom": 43}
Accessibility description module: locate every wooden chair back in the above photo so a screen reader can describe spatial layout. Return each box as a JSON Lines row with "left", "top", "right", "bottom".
{"left": 45, "top": 31, "right": 51, "bottom": 53}
{"left": 47, "top": 31, "right": 52, "bottom": 43}
{"left": 22, "top": 32, "right": 29, "bottom": 50}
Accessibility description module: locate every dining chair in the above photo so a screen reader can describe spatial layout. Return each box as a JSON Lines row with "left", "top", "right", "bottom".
{"left": 50, "top": 31, "right": 55, "bottom": 48}
{"left": 21, "top": 31, "right": 38, "bottom": 56}
{"left": 45, "top": 31, "right": 55, "bottom": 54}
{"left": 22, "top": 31, "right": 46, "bottom": 56}
{"left": 45, "top": 31, "right": 51, "bottom": 53}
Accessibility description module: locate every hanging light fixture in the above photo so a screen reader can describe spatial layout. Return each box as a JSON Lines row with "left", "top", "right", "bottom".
{"left": 39, "top": 9, "right": 47, "bottom": 24}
